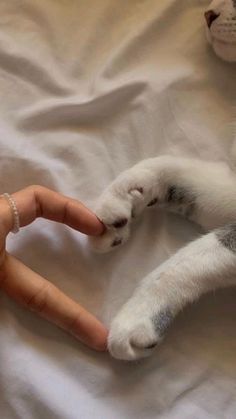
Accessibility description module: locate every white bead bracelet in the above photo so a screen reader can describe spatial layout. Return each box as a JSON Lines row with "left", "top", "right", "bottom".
{"left": 2, "top": 193, "right": 20, "bottom": 233}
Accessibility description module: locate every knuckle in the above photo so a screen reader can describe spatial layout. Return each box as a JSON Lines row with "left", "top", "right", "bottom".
{"left": 28, "top": 185, "right": 48, "bottom": 196}
{"left": 27, "top": 184, "right": 41, "bottom": 193}
{"left": 25, "top": 282, "right": 52, "bottom": 314}
{"left": 67, "top": 313, "right": 83, "bottom": 335}
{"left": 62, "top": 199, "right": 70, "bottom": 224}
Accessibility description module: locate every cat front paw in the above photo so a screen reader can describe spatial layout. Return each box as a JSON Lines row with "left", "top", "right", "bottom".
{"left": 89, "top": 162, "right": 160, "bottom": 253}
{"left": 89, "top": 181, "right": 150, "bottom": 253}
{"left": 108, "top": 296, "right": 173, "bottom": 361}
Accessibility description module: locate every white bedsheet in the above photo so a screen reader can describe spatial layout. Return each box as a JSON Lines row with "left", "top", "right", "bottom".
{"left": 0, "top": 1, "right": 235, "bottom": 418}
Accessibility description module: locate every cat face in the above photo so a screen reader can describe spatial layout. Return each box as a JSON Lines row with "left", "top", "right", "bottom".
{"left": 205, "top": 0, "right": 236, "bottom": 62}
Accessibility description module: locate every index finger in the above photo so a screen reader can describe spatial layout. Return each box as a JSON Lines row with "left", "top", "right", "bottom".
{"left": 0, "top": 253, "right": 108, "bottom": 351}
{"left": 0, "top": 185, "right": 104, "bottom": 236}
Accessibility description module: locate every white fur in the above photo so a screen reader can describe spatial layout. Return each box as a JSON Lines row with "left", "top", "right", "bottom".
{"left": 88, "top": 1, "right": 236, "bottom": 361}
{"left": 205, "top": 0, "right": 236, "bottom": 62}
{"left": 89, "top": 156, "right": 236, "bottom": 360}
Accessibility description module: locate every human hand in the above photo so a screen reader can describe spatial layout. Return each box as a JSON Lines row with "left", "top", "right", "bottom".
{"left": 0, "top": 186, "right": 108, "bottom": 351}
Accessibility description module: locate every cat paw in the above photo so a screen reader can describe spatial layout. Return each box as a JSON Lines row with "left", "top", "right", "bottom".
{"left": 89, "top": 164, "right": 160, "bottom": 253}
{"left": 89, "top": 181, "right": 151, "bottom": 253}
{"left": 108, "top": 297, "right": 173, "bottom": 361}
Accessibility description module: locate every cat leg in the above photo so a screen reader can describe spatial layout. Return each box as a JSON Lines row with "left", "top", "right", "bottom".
{"left": 89, "top": 156, "right": 236, "bottom": 252}
{"left": 108, "top": 225, "right": 236, "bottom": 360}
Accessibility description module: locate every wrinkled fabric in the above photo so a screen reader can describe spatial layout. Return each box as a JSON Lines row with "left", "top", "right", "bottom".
{"left": 0, "top": 1, "right": 235, "bottom": 418}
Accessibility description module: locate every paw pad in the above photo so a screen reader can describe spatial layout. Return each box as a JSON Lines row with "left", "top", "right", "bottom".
{"left": 147, "top": 197, "right": 158, "bottom": 207}
{"left": 129, "top": 186, "right": 144, "bottom": 196}
{"left": 131, "top": 340, "right": 158, "bottom": 350}
{"left": 143, "top": 342, "right": 158, "bottom": 350}
{"left": 111, "top": 238, "right": 123, "bottom": 247}
{"left": 112, "top": 218, "right": 128, "bottom": 228}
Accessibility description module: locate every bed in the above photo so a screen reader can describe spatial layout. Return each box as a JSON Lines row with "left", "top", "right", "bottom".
{"left": 0, "top": 0, "right": 235, "bottom": 418}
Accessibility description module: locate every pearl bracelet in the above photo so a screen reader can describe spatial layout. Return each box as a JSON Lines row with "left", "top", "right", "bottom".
{"left": 2, "top": 193, "right": 20, "bottom": 233}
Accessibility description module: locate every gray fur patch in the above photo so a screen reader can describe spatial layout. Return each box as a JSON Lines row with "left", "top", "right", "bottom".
{"left": 165, "top": 185, "right": 195, "bottom": 219}
{"left": 152, "top": 309, "right": 173, "bottom": 336}
{"left": 166, "top": 185, "right": 186, "bottom": 203}
{"left": 184, "top": 202, "right": 195, "bottom": 219}
{"left": 216, "top": 224, "right": 236, "bottom": 253}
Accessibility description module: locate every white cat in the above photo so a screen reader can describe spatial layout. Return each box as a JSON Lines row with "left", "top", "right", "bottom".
{"left": 89, "top": 2, "right": 236, "bottom": 361}
{"left": 205, "top": 0, "right": 236, "bottom": 61}
{"left": 89, "top": 157, "right": 236, "bottom": 360}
